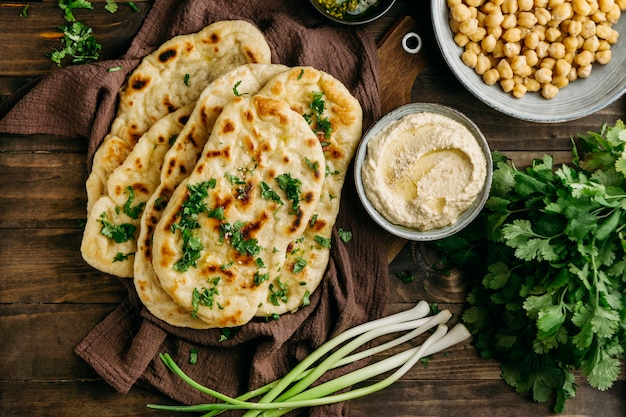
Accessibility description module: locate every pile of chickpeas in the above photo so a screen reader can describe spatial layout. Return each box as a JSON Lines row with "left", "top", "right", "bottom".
{"left": 448, "top": 0, "right": 625, "bottom": 99}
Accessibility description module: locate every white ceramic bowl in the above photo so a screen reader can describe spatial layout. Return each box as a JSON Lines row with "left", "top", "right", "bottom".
{"left": 354, "top": 103, "right": 492, "bottom": 241}
{"left": 431, "top": 0, "right": 626, "bottom": 123}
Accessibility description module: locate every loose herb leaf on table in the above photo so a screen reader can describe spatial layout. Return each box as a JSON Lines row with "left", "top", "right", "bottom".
{"left": 431, "top": 120, "right": 626, "bottom": 413}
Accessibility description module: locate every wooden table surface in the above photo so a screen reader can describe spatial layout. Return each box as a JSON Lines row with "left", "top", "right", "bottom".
{"left": 1, "top": 1, "right": 624, "bottom": 416}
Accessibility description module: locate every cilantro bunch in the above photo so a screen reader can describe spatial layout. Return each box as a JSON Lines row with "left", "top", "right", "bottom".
{"left": 432, "top": 120, "right": 626, "bottom": 413}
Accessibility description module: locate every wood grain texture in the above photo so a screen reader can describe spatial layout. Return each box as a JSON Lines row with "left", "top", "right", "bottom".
{"left": 1, "top": 1, "right": 624, "bottom": 416}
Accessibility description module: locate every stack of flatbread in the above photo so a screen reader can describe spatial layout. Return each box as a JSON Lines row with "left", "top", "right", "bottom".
{"left": 80, "top": 20, "right": 363, "bottom": 329}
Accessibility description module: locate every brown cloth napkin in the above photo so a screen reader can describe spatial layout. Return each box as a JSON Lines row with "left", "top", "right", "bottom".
{"left": 0, "top": 1, "right": 389, "bottom": 415}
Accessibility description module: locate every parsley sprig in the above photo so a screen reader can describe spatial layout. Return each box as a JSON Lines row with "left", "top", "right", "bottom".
{"left": 432, "top": 120, "right": 626, "bottom": 413}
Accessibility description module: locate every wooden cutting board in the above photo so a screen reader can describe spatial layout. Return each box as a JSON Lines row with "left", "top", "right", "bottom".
{"left": 375, "top": 15, "right": 426, "bottom": 262}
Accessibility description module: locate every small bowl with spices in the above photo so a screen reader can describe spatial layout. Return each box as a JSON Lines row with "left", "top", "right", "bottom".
{"left": 354, "top": 103, "right": 493, "bottom": 241}
{"left": 308, "top": 0, "right": 396, "bottom": 25}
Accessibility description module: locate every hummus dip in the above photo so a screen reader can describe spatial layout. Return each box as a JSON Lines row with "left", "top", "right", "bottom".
{"left": 361, "top": 111, "right": 487, "bottom": 231}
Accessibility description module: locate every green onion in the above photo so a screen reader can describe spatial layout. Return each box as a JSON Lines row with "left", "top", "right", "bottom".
{"left": 147, "top": 301, "right": 470, "bottom": 415}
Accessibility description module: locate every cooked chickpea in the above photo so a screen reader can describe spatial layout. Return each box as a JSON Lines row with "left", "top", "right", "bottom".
{"left": 469, "top": 26, "right": 488, "bottom": 41}
{"left": 566, "top": 67, "right": 578, "bottom": 81}
{"left": 503, "top": 41, "right": 522, "bottom": 57}
{"left": 452, "top": 3, "right": 473, "bottom": 21}
{"left": 535, "top": 7, "right": 552, "bottom": 24}
{"left": 483, "top": 68, "right": 501, "bottom": 84}
{"left": 481, "top": 33, "right": 498, "bottom": 51}
{"left": 459, "top": 18, "right": 480, "bottom": 34}
{"left": 598, "top": 39, "right": 611, "bottom": 49}
{"left": 545, "top": 27, "right": 562, "bottom": 41}
{"left": 462, "top": 50, "right": 479, "bottom": 67}
{"left": 495, "top": 58, "right": 513, "bottom": 78}
{"left": 491, "top": 39, "right": 505, "bottom": 57}
{"left": 583, "top": 35, "right": 601, "bottom": 51}
{"left": 517, "top": 11, "right": 539, "bottom": 27}
{"left": 454, "top": 32, "right": 471, "bottom": 47}
{"left": 578, "top": 63, "right": 593, "bottom": 77}
{"left": 512, "top": 83, "right": 529, "bottom": 97}
{"left": 572, "top": 0, "right": 593, "bottom": 14}
{"left": 475, "top": 53, "right": 492, "bottom": 74}
{"left": 450, "top": 18, "right": 461, "bottom": 34}
{"left": 532, "top": 24, "right": 547, "bottom": 39}
{"left": 485, "top": 10, "right": 505, "bottom": 27}
{"left": 482, "top": 1, "right": 500, "bottom": 13}
{"left": 502, "top": 13, "right": 518, "bottom": 28}
{"left": 548, "top": 42, "right": 567, "bottom": 58}
{"left": 536, "top": 40, "right": 550, "bottom": 57}
{"left": 503, "top": 27, "right": 523, "bottom": 41}
{"left": 566, "top": 19, "right": 583, "bottom": 36}
{"left": 554, "top": 58, "right": 572, "bottom": 74}
{"left": 562, "top": 34, "right": 579, "bottom": 50}
{"left": 502, "top": 0, "right": 519, "bottom": 13}
{"left": 552, "top": 2, "right": 574, "bottom": 19}
{"left": 524, "top": 49, "right": 540, "bottom": 65}
{"left": 596, "top": 24, "right": 618, "bottom": 42}
{"left": 599, "top": 0, "right": 615, "bottom": 10}
{"left": 487, "top": 26, "right": 503, "bottom": 40}
{"left": 511, "top": 54, "right": 529, "bottom": 72}
{"left": 595, "top": 49, "right": 612, "bottom": 63}
{"left": 500, "top": 77, "right": 516, "bottom": 91}
{"left": 540, "top": 56, "right": 557, "bottom": 68}
{"left": 535, "top": 66, "right": 553, "bottom": 83}
{"left": 575, "top": 49, "right": 594, "bottom": 65}
{"left": 580, "top": 19, "right": 597, "bottom": 38}
{"left": 592, "top": 10, "right": 607, "bottom": 22}
{"left": 525, "top": 31, "right": 541, "bottom": 48}
{"left": 541, "top": 83, "right": 559, "bottom": 98}
{"left": 606, "top": 4, "right": 621, "bottom": 22}
{"left": 552, "top": 75, "right": 570, "bottom": 87}
{"left": 524, "top": 77, "right": 541, "bottom": 91}
{"left": 520, "top": 0, "right": 535, "bottom": 10}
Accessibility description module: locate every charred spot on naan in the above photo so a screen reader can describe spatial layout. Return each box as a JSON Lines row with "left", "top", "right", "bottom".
{"left": 253, "top": 96, "right": 289, "bottom": 126}
{"left": 202, "top": 31, "right": 221, "bottom": 44}
{"left": 220, "top": 119, "right": 237, "bottom": 134}
{"left": 158, "top": 47, "right": 177, "bottom": 63}
{"left": 285, "top": 210, "right": 306, "bottom": 235}
{"left": 165, "top": 156, "right": 188, "bottom": 178}
{"left": 309, "top": 216, "right": 327, "bottom": 232}
{"left": 200, "top": 263, "right": 235, "bottom": 283}
{"left": 162, "top": 95, "right": 177, "bottom": 115}
{"left": 130, "top": 75, "right": 151, "bottom": 91}
{"left": 157, "top": 240, "right": 177, "bottom": 269}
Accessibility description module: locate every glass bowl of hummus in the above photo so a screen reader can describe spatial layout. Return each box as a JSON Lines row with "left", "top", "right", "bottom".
{"left": 354, "top": 103, "right": 492, "bottom": 241}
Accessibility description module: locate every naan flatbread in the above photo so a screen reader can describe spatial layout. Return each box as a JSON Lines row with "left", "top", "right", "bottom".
{"left": 133, "top": 64, "right": 288, "bottom": 328}
{"left": 81, "top": 106, "right": 193, "bottom": 278}
{"left": 152, "top": 94, "right": 325, "bottom": 328}
{"left": 86, "top": 20, "right": 271, "bottom": 214}
{"left": 254, "top": 66, "right": 363, "bottom": 317}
